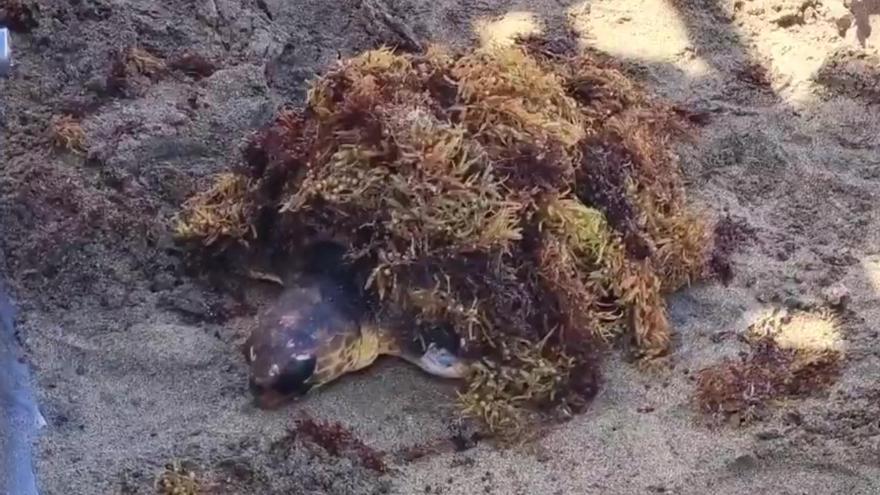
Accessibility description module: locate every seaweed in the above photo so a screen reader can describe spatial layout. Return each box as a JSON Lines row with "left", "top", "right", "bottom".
{"left": 106, "top": 46, "right": 167, "bottom": 97}
{"left": 170, "top": 53, "right": 219, "bottom": 80}
{"left": 291, "top": 416, "right": 388, "bottom": 473}
{"left": 174, "top": 173, "right": 255, "bottom": 247}
{"left": 695, "top": 308, "right": 842, "bottom": 425}
{"left": 155, "top": 460, "right": 201, "bottom": 495}
{"left": 175, "top": 37, "right": 712, "bottom": 437}
{"left": 49, "top": 114, "right": 87, "bottom": 154}
{"left": 706, "top": 213, "right": 756, "bottom": 285}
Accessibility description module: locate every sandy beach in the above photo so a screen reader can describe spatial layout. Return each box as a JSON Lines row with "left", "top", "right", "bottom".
{"left": 2, "top": 0, "right": 880, "bottom": 493}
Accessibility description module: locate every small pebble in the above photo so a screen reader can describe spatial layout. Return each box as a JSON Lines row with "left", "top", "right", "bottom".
{"left": 728, "top": 453, "right": 757, "bottom": 473}
{"left": 782, "top": 296, "right": 806, "bottom": 309}
{"left": 151, "top": 273, "right": 177, "bottom": 292}
{"left": 755, "top": 429, "right": 782, "bottom": 440}
{"left": 821, "top": 284, "right": 850, "bottom": 309}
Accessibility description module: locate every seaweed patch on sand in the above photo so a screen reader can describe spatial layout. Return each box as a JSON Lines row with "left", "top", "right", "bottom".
{"left": 174, "top": 35, "right": 714, "bottom": 438}
{"left": 694, "top": 307, "right": 843, "bottom": 425}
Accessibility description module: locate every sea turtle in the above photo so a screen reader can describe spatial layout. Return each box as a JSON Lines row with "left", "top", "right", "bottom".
{"left": 242, "top": 271, "right": 471, "bottom": 409}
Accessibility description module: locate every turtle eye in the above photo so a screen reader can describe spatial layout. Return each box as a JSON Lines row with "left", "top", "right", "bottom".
{"left": 272, "top": 355, "right": 317, "bottom": 396}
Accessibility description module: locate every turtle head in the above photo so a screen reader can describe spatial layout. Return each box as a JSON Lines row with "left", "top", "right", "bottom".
{"left": 416, "top": 343, "right": 471, "bottom": 379}
{"left": 242, "top": 276, "right": 364, "bottom": 409}
{"left": 243, "top": 326, "right": 319, "bottom": 410}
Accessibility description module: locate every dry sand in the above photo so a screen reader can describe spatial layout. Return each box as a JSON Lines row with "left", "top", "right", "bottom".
{"left": 2, "top": 0, "right": 880, "bottom": 493}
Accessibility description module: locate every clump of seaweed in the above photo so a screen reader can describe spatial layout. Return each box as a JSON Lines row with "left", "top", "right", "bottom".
{"left": 174, "top": 173, "right": 255, "bottom": 247}
{"left": 49, "top": 114, "right": 87, "bottom": 154}
{"left": 106, "top": 46, "right": 167, "bottom": 96}
{"left": 170, "top": 53, "right": 218, "bottom": 80}
{"left": 706, "top": 213, "right": 756, "bottom": 285}
{"left": 290, "top": 415, "right": 388, "bottom": 473}
{"left": 458, "top": 336, "right": 578, "bottom": 437}
{"left": 695, "top": 308, "right": 843, "bottom": 425}
{"left": 175, "top": 36, "right": 712, "bottom": 436}
{"left": 155, "top": 460, "right": 201, "bottom": 495}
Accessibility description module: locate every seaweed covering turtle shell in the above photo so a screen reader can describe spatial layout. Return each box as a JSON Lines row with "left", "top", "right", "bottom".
{"left": 174, "top": 38, "right": 712, "bottom": 437}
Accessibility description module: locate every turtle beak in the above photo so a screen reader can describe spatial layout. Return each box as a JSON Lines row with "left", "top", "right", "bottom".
{"left": 246, "top": 353, "right": 318, "bottom": 411}
{"left": 249, "top": 377, "right": 295, "bottom": 410}
{"left": 253, "top": 392, "right": 290, "bottom": 410}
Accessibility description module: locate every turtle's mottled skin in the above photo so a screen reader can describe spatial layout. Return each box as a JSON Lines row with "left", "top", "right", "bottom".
{"left": 243, "top": 273, "right": 469, "bottom": 409}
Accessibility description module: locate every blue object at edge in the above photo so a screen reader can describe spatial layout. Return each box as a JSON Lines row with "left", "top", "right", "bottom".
{"left": 0, "top": 27, "right": 10, "bottom": 76}
{"left": 0, "top": 281, "right": 42, "bottom": 495}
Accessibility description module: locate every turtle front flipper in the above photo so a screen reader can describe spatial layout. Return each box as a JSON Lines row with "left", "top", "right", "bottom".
{"left": 407, "top": 343, "right": 471, "bottom": 379}
{"left": 374, "top": 324, "right": 471, "bottom": 379}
